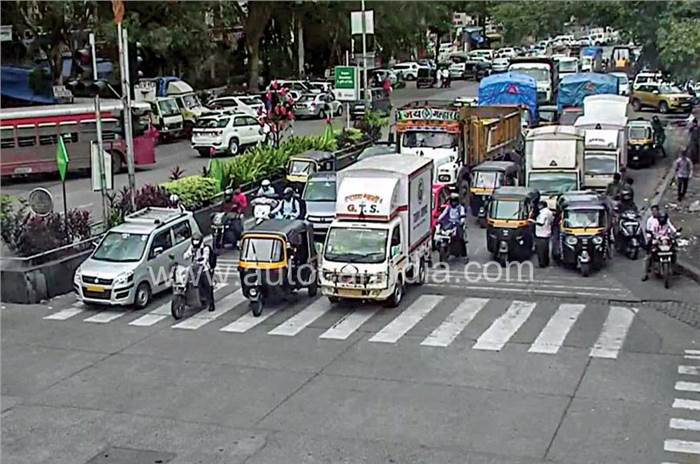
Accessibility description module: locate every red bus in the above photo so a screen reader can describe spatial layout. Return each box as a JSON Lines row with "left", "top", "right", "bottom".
{"left": 0, "top": 100, "right": 157, "bottom": 178}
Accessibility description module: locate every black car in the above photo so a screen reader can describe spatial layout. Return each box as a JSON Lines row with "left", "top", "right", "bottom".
{"left": 349, "top": 88, "right": 392, "bottom": 120}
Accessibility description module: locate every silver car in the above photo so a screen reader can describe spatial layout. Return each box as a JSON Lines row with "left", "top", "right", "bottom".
{"left": 294, "top": 93, "right": 342, "bottom": 119}
{"left": 303, "top": 172, "right": 337, "bottom": 236}
{"left": 73, "top": 208, "right": 201, "bottom": 308}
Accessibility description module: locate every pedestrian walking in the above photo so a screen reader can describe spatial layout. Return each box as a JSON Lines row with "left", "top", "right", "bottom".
{"left": 530, "top": 200, "right": 554, "bottom": 268}
{"left": 688, "top": 118, "right": 699, "bottom": 164}
{"left": 674, "top": 149, "right": 694, "bottom": 201}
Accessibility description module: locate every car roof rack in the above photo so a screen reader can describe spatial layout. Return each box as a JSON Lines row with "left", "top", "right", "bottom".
{"left": 125, "top": 207, "right": 185, "bottom": 226}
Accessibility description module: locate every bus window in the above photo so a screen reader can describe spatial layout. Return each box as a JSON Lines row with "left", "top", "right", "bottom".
{"left": 101, "top": 118, "right": 120, "bottom": 141}
{"left": 17, "top": 125, "right": 36, "bottom": 147}
{"left": 58, "top": 122, "right": 78, "bottom": 144}
{"left": 38, "top": 123, "right": 58, "bottom": 145}
{"left": 0, "top": 127, "right": 15, "bottom": 149}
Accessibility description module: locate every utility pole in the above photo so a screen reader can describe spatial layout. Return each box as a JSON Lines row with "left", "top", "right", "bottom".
{"left": 361, "top": 0, "right": 370, "bottom": 104}
{"left": 118, "top": 25, "right": 136, "bottom": 210}
{"left": 90, "top": 33, "right": 108, "bottom": 224}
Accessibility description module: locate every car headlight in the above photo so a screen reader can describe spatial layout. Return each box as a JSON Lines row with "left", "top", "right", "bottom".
{"left": 565, "top": 236, "right": 578, "bottom": 246}
{"left": 367, "top": 273, "right": 386, "bottom": 284}
{"left": 74, "top": 269, "right": 82, "bottom": 282}
{"left": 114, "top": 272, "right": 134, "bottom": 286}
{"left": 592, "top": 236, "right": 603, "bottom": 245}
{"left": 323, "top": 270, "right": 334, "bottom": 281}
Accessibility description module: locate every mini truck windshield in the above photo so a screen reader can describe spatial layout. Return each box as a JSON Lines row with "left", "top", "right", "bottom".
{"left": 158, "top": 99, "right": 181, "bottom": 117}
{"left": 303, "top": 179, "right": 336, "bottom": 202}
{"left": 528, "top": 172, "right": 578, "bottom": 195}
{"left": 585, "top": 152, "right": 617, "bottom": 175}
{"left": 92, "top": 232, "right": 148, "bottom": 262}
{"left": 402, "top": 131, "right": 457, "bottom": 149}
{"left": 324, "top": 228, "right": 388, "bottom": 264}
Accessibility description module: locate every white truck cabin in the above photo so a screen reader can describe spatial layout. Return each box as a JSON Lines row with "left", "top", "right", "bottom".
{"left": 581, "top": 129, "right": 623, "bottom": 190}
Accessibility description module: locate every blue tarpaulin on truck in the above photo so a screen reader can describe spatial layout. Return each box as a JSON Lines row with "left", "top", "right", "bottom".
{"left": 582, "top": 47, "right": 604, "bottom": 58}
{"left": 1, "top": 66, "right": 56, "bottom": 105}
{"left": 557, "top": 72, "right": 618, "bottom": 111}
{"left": 478, "top": 72, "right": 538, "bottom": 124}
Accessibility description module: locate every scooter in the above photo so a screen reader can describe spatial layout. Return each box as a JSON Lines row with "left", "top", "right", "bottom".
{"left": 170, "top": 258, "right": 213, "bottom": 319}
{"left": 251, "top": 197, "right": 279, "bottom": 224}
{"left": 433, "top": 221, "right": 468, "bottom": 263}
{"left": 211, "top": 212, "right": 241, "bottom": 251}
{"left": 614, "top": 209, "right": 642, "bottom": 260}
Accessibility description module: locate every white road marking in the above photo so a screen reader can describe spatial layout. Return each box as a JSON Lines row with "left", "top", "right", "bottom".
{"left": 320, "top": 306, "right": 380, "bottom": 340}
{"left": 685, "top": 355, "right": 700, "bottom": 360}
{"left": 171, "top": 290, "right": 245, "bottom": 330}
{"left": 678, "top": 365, "right": 700, "bottom": 376}
{"left": 664, "top": 439, "right": 700, "bottom": 455}
{"left": 369, "top": 295, "right": 443, "bottom": 344}
{"left": 420, "top": 298, "right": 488, "bottom": 347}
{"left": 673, "top": 399, "right": 700, "bottom": 410}
{"left": 424, "top": 283, "right": 628, "bottom": 298}
{"left": 268, "top": 298, "right": 332, "bottom": 336}
{"left": 670, "top": 418, "right": 700, "bottom": 432}
{"left": 685, "top": 349, "right": 700, "bottom": 355}
{"left": 220, "top": 308, "right": 278, "bottom": 333}
{"left": 473, "top": 300, "right": 536, "bottom": 351}
{"left": 675, "top": 381, "right": 700, "bottom": 393}
{"left": 44, "top": 307, "right": 84, "bottom": 320}
{"left": 589, "top": 306, "right": 637, "bottom": 359}
{"left": 529, "top": 303, "right": 585, "bottom": 354}
{"left": 83, "top": 311, "right": 127, "bottom": 323}
{"left": 129, "top": 314, "right": 168, "bottom": 327}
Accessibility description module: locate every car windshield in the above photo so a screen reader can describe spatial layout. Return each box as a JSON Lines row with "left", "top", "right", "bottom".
{"left": 660, "top": 84, "right": 683, "bottom": 94}
{"left": 402, "top": 131, "right": 457, "bottom": 149}
{"left": 92, "top": 232, "right": 148, "bottom": 262}
{"left": 196, "top": 118, "right": 228, "bottom": 128}
{"left": 511, "top": 67, "right": 550, "bottom": 82}
{"left": 489, "top": 200, "right": 526, "bottom": 220}
{"left": 240, "top": 237, "right": 283, "bottom": 263}
{"left": 298, "top": 95, "right": 316, "bottom": 103}
{"left": 289, "top": 160, "right": 315, "bottom": 175}
{"left": 158, "top": 99, "right": 181, "bottom": 116}
{"left": 473, "top": 171, "right": 502, "bottom": 189}
{"left": 559, "top": 61, "right": 578, "bottom": 72}
{"left": 324, "top": 228, "right": 388, "bottom": 264}
{"left": 181, "top": 94, "right": 201, "bottom": 109}
{"left": 540, "top": 109, "right": 558, "bottom": 122}
{"left": 528, "top": 172, "right": 578, "bottom": 195}
{"left": 585, "top": 152, "right": 617, "bottom": 175}
{"left": 563, "top": 209, "right": 602, "bottom": 228}
{"left": 303, "top": 179, "right": 336, "bottom": 202}
{"left": 628, "top": 126, "right": 651, "bottom": 140}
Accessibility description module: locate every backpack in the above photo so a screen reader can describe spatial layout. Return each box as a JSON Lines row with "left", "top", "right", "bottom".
{"left": 206, "top": 244, "right": 217, "bottom": 269}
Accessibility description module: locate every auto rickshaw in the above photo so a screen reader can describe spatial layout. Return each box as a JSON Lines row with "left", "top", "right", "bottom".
{"left": 238, "top": 219, "right": 318, "bottom": 316}
{"left": 552, "top": 190, "right": 609, "bottom": 262}
{"left": 470, "top": 161, "right": 521, "bottom": 227}
{"left": 416, "top": 67, "right": 436, "bottom": 89}
{"left": 558, "top": 197, "right": 611, "bottom": 276}
{"left": 627, "top": 119, "right": 656, "bottom": 168}
{"left": 537, "top": 105, "right": 559, "bottom": 126}
{"left": 286, "top": 150, "right": 336, "bottom": 191}
{"left": 486, "top": 187, "right": 540, "bottom": 265}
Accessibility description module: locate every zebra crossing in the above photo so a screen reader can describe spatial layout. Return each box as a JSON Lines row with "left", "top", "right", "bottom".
{"left": 662, "top": 349, "right": 700, "bottom": 463}
{"left": 41, "top": 285, "right": 639, "bottom": 359}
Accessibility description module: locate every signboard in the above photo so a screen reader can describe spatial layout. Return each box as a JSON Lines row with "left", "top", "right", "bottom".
{"left": 396, "top": 107, "right": 461, "bottom": 122}
{"left": 350, "top": 10, "right": 374, "bottom": 35}
{"left": 334, "top": 66, "right": 359, "bottom": 101}
{"left": 91, "top": 142, "right": 113, "bottom": 191}
{"left": 27, "top": 188, "right": 54, "bottom": 216}
{"left": 0, "top": 25, "right": 12, "bottom": 42}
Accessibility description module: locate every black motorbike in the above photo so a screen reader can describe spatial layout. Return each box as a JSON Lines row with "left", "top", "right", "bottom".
{"left": 170, "top": 258, "right": 212, "bottom": 319}
{"left": 210, "top": 212, "right": 241, "bottom": 251}
{"left": 433, "top": 221, "right": 467, "bottom": 262}
{"left": 614, "top": 209, "right": 643, "bottom": 260}
{"left": 650, "top": 233, "right": 678, "bottom": 289}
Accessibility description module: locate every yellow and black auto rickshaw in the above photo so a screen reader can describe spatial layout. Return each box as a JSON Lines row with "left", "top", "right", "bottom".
{"left": 470, "top": 161, "right": 521, "bottom": 227}
{"left": 627, "top": 119, "right": 656, "bottom": 168}
{"left": 238, "top": 219, "right": 318, "bottom": 316}
{"left": 286, "top": 150, "right": 336, "bottom": 191}
{"left": 486, "top": 187, "right": 539, "bottom": 265}
{"left": 558, "top": 197, "right": 611, "bottom": 276}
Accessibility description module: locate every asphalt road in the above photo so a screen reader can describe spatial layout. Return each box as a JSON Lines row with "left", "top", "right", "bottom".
{"left": 3, "top": 82, "right": 700, "bottom": 464}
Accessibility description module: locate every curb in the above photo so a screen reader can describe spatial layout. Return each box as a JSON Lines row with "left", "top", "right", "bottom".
{"left": 646, "top": 159, "right": 700, "bottom": 284}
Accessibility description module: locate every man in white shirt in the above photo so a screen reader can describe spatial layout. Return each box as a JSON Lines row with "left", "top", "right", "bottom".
{"left": 530, "top": 201, "right": 554, "bottom": 268}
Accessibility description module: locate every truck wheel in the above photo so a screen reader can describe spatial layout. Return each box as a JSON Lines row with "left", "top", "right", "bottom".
{"left": 385, "top": 278, "right": 403, "bottom": 308}
{"left": 328, "top": 296, "right": 340, "bottom": 304}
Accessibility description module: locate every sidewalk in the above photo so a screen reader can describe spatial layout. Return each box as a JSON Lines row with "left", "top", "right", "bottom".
{"left": 660, "top": 164, "right": 700, "bottom": 282}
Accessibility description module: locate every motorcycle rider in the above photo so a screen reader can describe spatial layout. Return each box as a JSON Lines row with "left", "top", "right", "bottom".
{"left": 256, "top": 179, "right": 276, "bottom": 197}
{"left": 651, "top": 115, "right": 666, "bottom": 158}
{"left": 183, "top": 233, "right": 215, "bottom": 311}
{"left": 642, "top": 211, "right": 677, "bottom": 281}
{"left": 437, "top": 193, "right": 468, "bottom": 260}
{"left": 606, "top": 172, "right": 623, "bottom": 198}
{"left": 271, "top": 187, "right": 302, "bottom": 220}
{"left": 222, "top": 188, "right": 248, "bottom": 248}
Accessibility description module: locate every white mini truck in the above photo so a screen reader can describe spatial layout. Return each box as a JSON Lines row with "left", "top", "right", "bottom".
{"left": 320, "top": 155, "right": 433, "bottom": 307}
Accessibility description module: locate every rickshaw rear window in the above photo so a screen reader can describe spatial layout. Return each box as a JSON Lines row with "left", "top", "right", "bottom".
{"left": 563, "top": 210, "right": 602, "bottom": 228}
{"left": 473, "top": 171, "right": 502, "bottom": 189}
{"left": 628, "top": 126, "right": 651, "bottom": 140}
{"left": 489, "top": 200, "right": 526, "bottom": 220}
{"left": 240, "top": 237, "right": 283, "bottom": 262}
{"left": 289, "top": 160, "right": 314, "bottom": 175}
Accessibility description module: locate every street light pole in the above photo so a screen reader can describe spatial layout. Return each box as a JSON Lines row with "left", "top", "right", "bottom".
{"left": 361, "top": 0, "right": 370, "bottom": 104}
{"left": 89, "top": 33, "right": 108, "bottom": 224}
{"left": 118, "top": 25, "right": 136, "bottom": 210}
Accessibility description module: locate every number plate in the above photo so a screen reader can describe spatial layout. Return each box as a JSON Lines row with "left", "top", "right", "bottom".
{"left": 13, "top": 167, "right": 32, "bottom": 174}
{"left": 337, "top": 288, "right": 362, "bottom": 297}
{"left": 86, "top": 285, "right": 105, "bottom": 293}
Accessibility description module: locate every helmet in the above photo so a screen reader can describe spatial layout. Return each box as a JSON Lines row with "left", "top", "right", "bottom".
{"left": 191, "top": 232, "right": 203, "bottom": 248}
{"left": 658, "top": 212, "right": 668, "bottom": 226}
{"left": 283, "top": 187, "right": 294, "bottom": 199}
{"left": 652, "top": 115, "right": 659, "bottom": 121}
{"left": 620, "top": 186, "right": 634, "bottom": 202}
{"left": 261, "top": 179, "right": 271, "bottom": 188}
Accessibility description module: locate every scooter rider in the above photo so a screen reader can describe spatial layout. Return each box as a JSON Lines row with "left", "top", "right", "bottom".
{"left": 617, "top": 182, "right": 637, "bottom": 213}
{"left": 184, "top": 233, "right": 215, "bottom": 311}
{"left": 256, "top": 179, "right": 276, "bottom": 197}
{"left": 642, "top": 211, "right": 677, "bottom": 281}
{"left": 271, "top": 187, "right": 302, "bottom": 220}
{"left": 651, "top": 116, "right": 666, "bottom": 157}
{"left": 437, "top": 193, "right": 468, "bottom": 259}
{"left": 222, "top": 188, "right": 248, "bottom": 248}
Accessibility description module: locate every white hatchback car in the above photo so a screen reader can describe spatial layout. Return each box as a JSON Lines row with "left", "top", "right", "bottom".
{"left": 207, "top": 95, "right": 264, "bottom": 115}
{"left": 191, "top": 111, "right": 265, "bottom": 157}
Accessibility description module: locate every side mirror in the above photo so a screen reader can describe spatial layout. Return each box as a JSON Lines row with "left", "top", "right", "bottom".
{"left": 168, "top": 253, "right": 175, "bottom": 260}
{"left": 153, "top": 247, "right": 164, "bottom": 257}
{"left": 391, "top": 244, "right": 401, "bottom": 257}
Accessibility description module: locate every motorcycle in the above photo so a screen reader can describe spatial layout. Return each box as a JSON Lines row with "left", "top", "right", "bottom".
{"left": 170, "top": 258, "right": 213, "bottom": 319}
{"left": 251, "top": 197, "right": 279, "bottom": 224}
{"left": 650, "top": 233, "right": 679, "bottom": 289}
{"left": 210, "top": 212, "right": 241, "bottom": 251}
{"left": 614, "top": 209, "right": 642, "bottom": 260}
{"left": 433, "top": 221, "right": 467, "bottom": 262}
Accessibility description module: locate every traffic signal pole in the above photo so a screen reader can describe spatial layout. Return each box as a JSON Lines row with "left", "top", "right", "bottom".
{"left": 117, "top": 24, "right": 136, "bottom": 210}
{"left": 89, "top": 33, "right": 108, "bottom": 224}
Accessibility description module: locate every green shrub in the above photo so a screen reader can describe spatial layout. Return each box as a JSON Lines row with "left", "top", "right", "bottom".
{"left": 162, "top": 176, "right": 219, "bottom": 210}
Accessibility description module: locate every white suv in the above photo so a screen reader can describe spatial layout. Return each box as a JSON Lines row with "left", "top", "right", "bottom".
{"left": 207, "top": 95, "right": 263, "bottom": 115}
{"left": 393, "top": 62, "right": 421, "bottom": 80}
{"left": 191, "top": 111, "right": 265, "bottom": 157}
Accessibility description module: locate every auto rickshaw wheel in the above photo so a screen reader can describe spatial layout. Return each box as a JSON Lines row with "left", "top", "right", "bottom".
{"left": 328, "top": 296, "right": 340, "bottom": 304}
{"left": 171, "top": 296, "right": 186, "bottom": 320}
{"left": 251, "top": 299, "right": 263, "bottom": 317}
{"left": 416, "top": 259, "right": 426, "bottom": 285}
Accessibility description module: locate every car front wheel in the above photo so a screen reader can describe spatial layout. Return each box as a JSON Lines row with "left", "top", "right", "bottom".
{"left": 658, "top": 101, "right": 669, "bottom": 114}
{"left": 228, "top": 138, "right": 240, "bottom": 156}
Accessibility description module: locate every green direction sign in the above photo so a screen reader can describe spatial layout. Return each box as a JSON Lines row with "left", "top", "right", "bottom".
{"left": 334, "top": 66, "right": 358, "bottom": 101}
{"left": 56, "top": 136, "right": 69, "bottom": 182}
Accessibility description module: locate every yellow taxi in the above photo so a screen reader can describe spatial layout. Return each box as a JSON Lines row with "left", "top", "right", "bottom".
{"left": 631, "top": 82, "right": 693, "bottom": 114}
